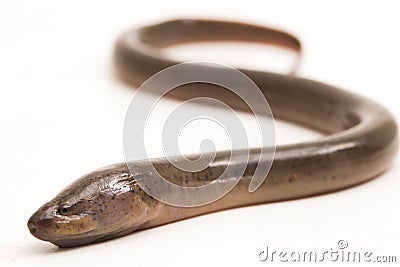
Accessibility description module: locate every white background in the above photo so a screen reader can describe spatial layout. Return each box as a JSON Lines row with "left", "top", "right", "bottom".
{"left": 1, "top": 1, "right": 399, "bottom": 266}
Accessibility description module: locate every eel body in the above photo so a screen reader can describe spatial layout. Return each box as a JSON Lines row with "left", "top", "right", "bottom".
{"left": 28, "top": 19, "right": 398, "bottom": 248}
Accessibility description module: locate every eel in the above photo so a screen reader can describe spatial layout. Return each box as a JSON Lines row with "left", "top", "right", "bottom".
{"left": 27, "top": 19, "right": 398, "bottom": 248}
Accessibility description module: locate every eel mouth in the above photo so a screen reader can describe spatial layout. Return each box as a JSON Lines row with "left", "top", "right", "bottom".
{"left": 45, "top": 235, "right": 106, "bottom": 248}
{"left": 40, "top": 227, "right": 141, "bottom": 248}
{"left": 27, "top": 225, "right": 117, "bottom": 248}
{"left": 28, "top": 215, "right": 142, "bottom": 248}
{"left": 27, "top": 211, "right": 99, "bottom": 247}
{"left": 27, "top": 220, "right": 98, "bottom": 247}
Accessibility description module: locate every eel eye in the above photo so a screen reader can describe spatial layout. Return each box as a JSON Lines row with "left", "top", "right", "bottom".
{"left": 58, "top": 206, "right": 70, "bottom": 216}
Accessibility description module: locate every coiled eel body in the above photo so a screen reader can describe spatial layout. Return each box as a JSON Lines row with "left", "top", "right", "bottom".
{"left": 27, "top": 19, "right": 398, "bottom": 248}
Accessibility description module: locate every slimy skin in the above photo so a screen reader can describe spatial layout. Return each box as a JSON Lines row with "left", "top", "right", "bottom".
{"left": 28, "top": 19, "right": 398, "bottom": 248}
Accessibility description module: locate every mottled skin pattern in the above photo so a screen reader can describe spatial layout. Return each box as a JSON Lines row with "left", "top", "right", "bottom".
{"left": 28, "top": 19, "right": 398, "bottom": 248}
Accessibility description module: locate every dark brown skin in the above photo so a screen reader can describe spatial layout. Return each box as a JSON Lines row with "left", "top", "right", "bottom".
{"left": 28, "top": 19, "right": 398, "bottom": 248}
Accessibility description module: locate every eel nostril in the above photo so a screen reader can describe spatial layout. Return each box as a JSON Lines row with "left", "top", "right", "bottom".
{"left": 28, "top": 221, "right": 37, "bottom": 234}
{"left": 30, "top": 226, "right": 37, "bottom": 234}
